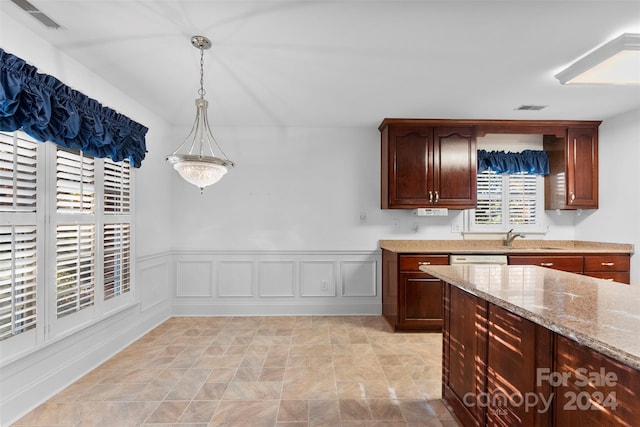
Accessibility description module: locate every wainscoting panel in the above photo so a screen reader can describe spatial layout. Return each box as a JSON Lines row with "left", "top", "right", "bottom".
{"left": 259, "top": 261, "right": 296, "bottom": 297}
{"left": 138, "top": 253, "right": 172, "bottom": 312}
{"left": 176, "top": 260, "right": 213, "bottom": 297}
{"left": 300, "top": 261, "right": 336, "bottom": 297}
{"left": 171, "top": 250, "right": 381, "bottom": 316}
{"left": 341, "top": 260, "right": 377, "bottom": 297}
{"left": 217, "top": 261, "right": 254, "bottom": 297}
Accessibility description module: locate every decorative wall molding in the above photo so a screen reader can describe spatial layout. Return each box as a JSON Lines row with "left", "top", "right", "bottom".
{"left": 171, "top": 250, "right": 381, "bottom": 316}
{"left": 138, "top": 256, "right": 172, "bottom": 312}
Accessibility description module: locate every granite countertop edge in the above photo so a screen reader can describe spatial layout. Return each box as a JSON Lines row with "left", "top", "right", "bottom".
{"left": 422, "top": 265, "right": 640, "bottom": 371}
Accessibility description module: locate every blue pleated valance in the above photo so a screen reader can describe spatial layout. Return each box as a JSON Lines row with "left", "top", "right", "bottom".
{"left": 478, "top": 149, "right": 549, "bottom": 175}
{"left": 0, "top": 48, "right": 147, "bottom": 167}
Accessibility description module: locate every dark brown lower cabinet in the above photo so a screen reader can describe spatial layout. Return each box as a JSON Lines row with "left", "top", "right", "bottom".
{"left": 554, "top": 335, "right": 640, "bottom": 427}
{"left": 443, "top": 284, "right": 487, "bottom": 427}
{"left": 486, "top": 305, "right": 553, "bottom": 426}
{"left": 382, "top": 250, "right": 448, "bottom": 331}
{"left": 442, "top": 282, "right": 640, "bottom": 427}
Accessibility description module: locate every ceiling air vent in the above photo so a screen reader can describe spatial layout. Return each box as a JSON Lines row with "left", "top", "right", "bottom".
{"left": 10, "top": 0, "right": 62, "bottom": 29}
{"left": 515, "top": 105, "right": 547, "bottom": 111}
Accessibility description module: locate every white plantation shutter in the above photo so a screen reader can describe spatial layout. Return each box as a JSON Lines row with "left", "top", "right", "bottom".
{"left": 55, "top": 146, "right": 96, "bottom": 318}
{"left": 0, "top": 131, "right": 39, "bottom": 342}
{"left": 104, "top": 224, "right": 131, "bottom": 300}
{"left": 0, "top": 225, "right": 38, "bottom": 340}
{"left": 0, "top": 132, "right": 38, "bottom": 213}
{"left": 508, "top": 174, "right": 538, "bottom": 225}
{"left": 103, "top": 157, "right": 132, "bottom": 300}
{"left": 56, "top": 148, "right": 95, "bottom": 214}
{"left": 475, "top": 171, "right": 503, "bottom": 225}
{"left": 56, "top": 224, "right": 95, "bottom": 318}
{"left": 104, "top": 159, "right": 131, "bottom": 214}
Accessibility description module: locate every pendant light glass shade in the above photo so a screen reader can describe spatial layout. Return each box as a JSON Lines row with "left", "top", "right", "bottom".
{"left": 166, "top": 36, "right": 234, "bottom": 193}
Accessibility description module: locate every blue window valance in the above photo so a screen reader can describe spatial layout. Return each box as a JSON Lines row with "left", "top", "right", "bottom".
{"left": 478, "top": 149, "right": 549, "bottom": 175}
{"left": 0, "top": 48, "right": 147, "bottom": 167}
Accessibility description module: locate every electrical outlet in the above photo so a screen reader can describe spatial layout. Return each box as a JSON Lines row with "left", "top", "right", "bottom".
{"left": 451, "top": 224, "right": 462, "bottom": 233}
{"left": 392, "top": 219, "right": 400, "bottom": 230}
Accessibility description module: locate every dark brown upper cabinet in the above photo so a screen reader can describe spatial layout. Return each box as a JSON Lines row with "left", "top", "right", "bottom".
{"left": 544, "top": 126, "right": 599, "bottom": 210}
{"left": 380, "top": 120, "right": 476, "bottom": 209}
{"left": 380, "top": 119, "right": 601, "bottom": 211}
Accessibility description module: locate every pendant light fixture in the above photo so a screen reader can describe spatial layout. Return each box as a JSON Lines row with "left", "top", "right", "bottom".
{"left": 166, "top": 35, "right": 235, "bottom": 193}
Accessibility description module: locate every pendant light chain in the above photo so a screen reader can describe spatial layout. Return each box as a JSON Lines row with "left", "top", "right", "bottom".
{"left": 198, "top": 46, "right": 206, "bottom": 99}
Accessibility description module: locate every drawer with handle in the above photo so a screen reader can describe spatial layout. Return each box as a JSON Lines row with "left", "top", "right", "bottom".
{"left": 584, "top": 255, "right": 630, "bottom": 272}
{"left": 399, "top": 255, "right": 449, "bottom": 272}
{"left": 507, "top": 255, "right": 583, "bottom": 273}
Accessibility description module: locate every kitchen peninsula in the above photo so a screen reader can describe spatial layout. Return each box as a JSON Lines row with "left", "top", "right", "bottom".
{"left": 420, "top": 264, "right": 640, "bottom": 427}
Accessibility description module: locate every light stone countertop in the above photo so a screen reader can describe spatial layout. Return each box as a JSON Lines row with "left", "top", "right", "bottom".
{"left": 420, "top": 264, "right": 640, "bottom": 370}
{"left": 379, "top": 239, "right": 634, "bottom": 254}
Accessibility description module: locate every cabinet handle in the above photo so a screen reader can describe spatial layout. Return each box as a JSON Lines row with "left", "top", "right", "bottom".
{"left": 434, "top": 191, "right": 439, "bottom": 203}
{"left": 428, "top": 191, "right": 433, "bottom": 203}
{"left": 418, "top": 261, "right": 431, "bottom": 266}
{"left": 601, "top": 262, "right": 615, "bottom": 267}
{"left": 570, "top": 192, "right": 575, "bottom": 202}
{"left": 604, "top": 278, "right": 615, "bottom": 281}
{"left": 540, "top": 262, "right": 554, "bottom": 267}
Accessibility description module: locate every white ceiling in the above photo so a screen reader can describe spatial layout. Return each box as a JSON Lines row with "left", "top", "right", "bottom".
{"left": 3, "top": 0, "right": 640, "bottom": 128}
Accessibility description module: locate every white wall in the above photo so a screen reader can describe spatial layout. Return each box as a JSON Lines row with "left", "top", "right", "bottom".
{"left": 575, "top": 108, "right": 640, "bottom": 284}
{"left": 169, "top": 125, "right": 582, "bottom": 251}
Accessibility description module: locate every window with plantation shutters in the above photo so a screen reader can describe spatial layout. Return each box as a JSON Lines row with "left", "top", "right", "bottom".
{"left": 468, "top": 170, "right": 544, "bottom": 232}
{"left": 1, "top": 128, "right": 135, "bottom": 349}
{"left": 0, "top": 131, "right": 39, "bottom": 342}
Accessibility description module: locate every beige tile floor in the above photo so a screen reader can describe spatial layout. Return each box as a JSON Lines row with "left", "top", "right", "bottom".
{"left": 13, "top": 316, "right": 461, "bottom": 427}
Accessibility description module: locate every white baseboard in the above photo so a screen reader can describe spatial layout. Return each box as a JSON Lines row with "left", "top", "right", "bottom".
{"left": 172, "top": 301, "right": 382, "bottom": 316}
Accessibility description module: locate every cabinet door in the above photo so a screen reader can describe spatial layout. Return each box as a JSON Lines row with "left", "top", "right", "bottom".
{"left": 554, "top": 335, "right": 640, "bottom": 426}
{"left": 385, "top": 126, "right": 433, "bottom": 207}
{"left": 433, "top": 127, "right": 477, "bottom": 208}
{"left": 486, "top": 304, "right": 553, "bottom": 426}
{"left": 398, "top": 272, "right": 443, "bottom": 330}
{"left": 566, "top": 127, "right": 598, "bottom": 209}
{"left": 443, "top": 284, "right": 488, "bottom": 427}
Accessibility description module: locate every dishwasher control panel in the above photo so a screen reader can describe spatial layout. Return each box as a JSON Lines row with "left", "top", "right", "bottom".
{"left": 449, "top": 254, "right": 508, "bottom": 265}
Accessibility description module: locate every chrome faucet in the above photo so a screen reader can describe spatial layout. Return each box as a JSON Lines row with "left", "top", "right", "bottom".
{"left": 505, "top": 229, "right": 525, "bottom": 247}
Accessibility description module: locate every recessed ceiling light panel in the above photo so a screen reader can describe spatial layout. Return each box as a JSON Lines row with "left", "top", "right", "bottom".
{"left": 555, "top": 33, "right": 640, "bottom": 85}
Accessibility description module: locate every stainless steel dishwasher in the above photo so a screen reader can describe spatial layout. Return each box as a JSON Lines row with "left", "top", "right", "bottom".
{"left": 449, "top": 254, "right": 508, "bottom": 265}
